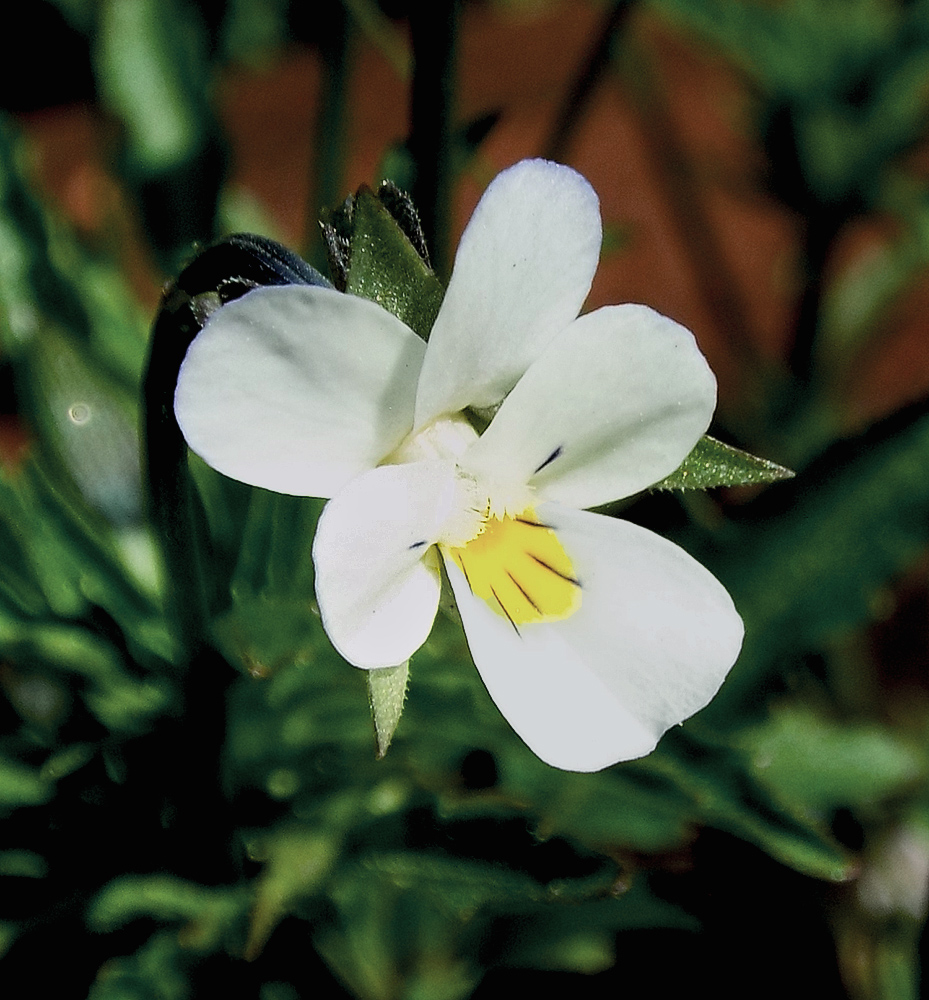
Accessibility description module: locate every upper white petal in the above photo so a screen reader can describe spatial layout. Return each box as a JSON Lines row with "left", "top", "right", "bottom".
{"left": 414, "top": 159, "right": 602, "bottom": 427}
{"left": 461, "top": 304, "right": 716, "bottom": 510}
{"left": 175, "top": 285, "right": 426, "bottom": 498}
{"left": 444, "top": 504, "right": 742, "bottom": 772}
{"left": 313, "top": 461, "right": 459, "bottom": 669}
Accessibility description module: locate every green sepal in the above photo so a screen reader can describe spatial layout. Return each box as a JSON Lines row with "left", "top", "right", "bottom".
{"left": 330, "top": 183, "right": 443, "bottom": 751}
{"left": 375, "top": 180, "right": 433, "bottom": 268}
{"left": 367, "top": 661, "right": 410, "bottom": 759}
{"left": 343, "top": 186, "right": 445, "bottom": 339}
{"left": 653, "top": 434, "right": 794, "bottom": 491}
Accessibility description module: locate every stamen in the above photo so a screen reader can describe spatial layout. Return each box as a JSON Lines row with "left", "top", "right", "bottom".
{"left": 408, "top": 540, "right": 427, "bottom": 549}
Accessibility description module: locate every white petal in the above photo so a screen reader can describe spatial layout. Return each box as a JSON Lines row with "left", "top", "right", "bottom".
{"left": 444, "top": 505, "right": 742, "bottom": 772}
{"left": 175, "top": 285, "right": 426, "bottom": 498}
{"left": 446, "top": 568, "right": 655, "bottom": 771}
{"left": 461, "top": 305, "right": 716, "bottom": 510}
{"left": 414, "top": 159, "right": 602, "bottom": 427}
{"left": 313, "top": 461, "right": 459, "bottom": 669}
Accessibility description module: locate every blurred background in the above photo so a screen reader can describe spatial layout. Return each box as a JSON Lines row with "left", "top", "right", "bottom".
{"left": 2, "top": 1, "right": 929, "bottom": 998}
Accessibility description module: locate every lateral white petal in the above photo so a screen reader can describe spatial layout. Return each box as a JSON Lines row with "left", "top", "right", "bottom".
{"left": 313, "top": 461, "right": 458, "bottom": 669}
{"left": 462, "top": 305, "right": 716, "bottom": 510}
{"left": 414, "top": 159, "right": 602, "bottom": 427}
{"left": 444, "top": 505, "right": 743, "bottom": 772}
{"left": 175, "top": 285, "right": 426, "bottom": 499}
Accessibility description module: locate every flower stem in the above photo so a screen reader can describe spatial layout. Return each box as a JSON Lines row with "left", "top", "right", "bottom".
{"left": 544, "top": 0, "right": 638, "bottom": 163}
{"left": 306, "top": 2, "right": 351, "bottom": 269}
{"left": 407, "top": 0, "right": 459, "bottom": 280}
{"left": 619, "top": 28, "right": 767, "bottom": 420}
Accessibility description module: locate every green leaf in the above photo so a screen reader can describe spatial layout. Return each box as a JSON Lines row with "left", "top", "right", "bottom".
{"left": 246, "top": 823, "right": 342, "bottom": 960}
{"left": 96, "top": 0, "right": 210, "bottom": 173}
{"left": 494, "top": 751, "right": 695, "bottom": 854}
{"left": 228, "top": 488, "right": 323, "bottom": 603}
{"left": 0, "top": 849, "right": 47, "bottom": 878}
{"left": 705, "top": 404, "right": 929, "bottom": 720}
{"left": 653, "top": 434, "right": 794, "bottom": 491}
{"left": 224, "top": 636, "right": 373, "bottom": 777}
{"left": 0, "top": 461, "right": 86, "bottom": 619}
{"left": 353, "top": 850, "right": 583, "bottom": 911}
{"left": 0, "top": 758, "right": 52, "bottom": 812}
{"left": 0, "top": 617, "right": 172, "bottom": 734}
{"left": 39, "top": 743, "right": 95, "bottom": 783}
{"left": 85, "top": 931, "right": 189, "bottom": 1000}
{"left": 212, "top": 592, "right": 320, "bottom": 680}
{"left": 0, "top": 457, "right": 172, "bottom": 665}
{"left": 87, "top": 874, "right": 247, "bottom": 949}
{"left": 738, "top": 706, "right": 922, "bottom": 812}
{"left": 638, "top": 731, "right": 854, "bottom": 882}
{"left": 367, "top": 661, "right": 409, "bottom": 759}
{"left": 213, "top": 491, "right": 326, "bottom": 678}
{"left": 18, "top": 323, "right": 142, "bottom": 526}
{"left": 500, "top": 880, "right": 697, "bottom": 974}
{"left": 0, "top": 921, "right": 18, "bottom": 962}
{"left": 314, "top": 901, "right": 480, "bottom": 1000}
{"left": 0, "top": 475, "right": 48, "bottom": 619}
{"left": 0, "top": 115, "right": 148, "bottom": 395}
{"left": 345, "top": 186, "right": 445, "bottom": 339}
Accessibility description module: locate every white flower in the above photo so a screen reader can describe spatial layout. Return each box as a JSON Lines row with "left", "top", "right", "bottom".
{"left": 174, "top": 158, "right": 743, "bottom": 772}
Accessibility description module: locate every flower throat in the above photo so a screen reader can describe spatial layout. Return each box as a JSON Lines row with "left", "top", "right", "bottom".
{"left": 445, "top": 510, "right": 581, "bottom": 628}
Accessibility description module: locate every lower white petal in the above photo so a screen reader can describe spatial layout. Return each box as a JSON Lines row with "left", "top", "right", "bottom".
{"left": 313, "top": 462, "right": 458, "bottom": 668}
{"left": 443, "top": 505, "right": 743, "bottom": 772}
{"left": 444, "top": 565, "right": 655, "bottom": 771}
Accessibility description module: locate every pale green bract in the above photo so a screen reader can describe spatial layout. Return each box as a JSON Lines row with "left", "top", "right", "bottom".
{"left": 174, "top": 159, "right": 744, "bottom": 772}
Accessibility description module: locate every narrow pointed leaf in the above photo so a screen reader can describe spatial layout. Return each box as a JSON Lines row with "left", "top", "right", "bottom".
{"left": 367, "top": 660, "right": 410, "bottom": 758}
{"left": 653, "top": 434, "right": 794, "bottom": 491}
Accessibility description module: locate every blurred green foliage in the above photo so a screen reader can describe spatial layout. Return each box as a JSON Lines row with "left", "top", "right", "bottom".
{"left": 2, "top": 2, "right": 929, "bottom": 999}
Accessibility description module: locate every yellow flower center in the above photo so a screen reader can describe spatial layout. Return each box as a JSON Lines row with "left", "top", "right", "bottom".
{"left": 444, "top": 510, "right": 581, "bottom": 628}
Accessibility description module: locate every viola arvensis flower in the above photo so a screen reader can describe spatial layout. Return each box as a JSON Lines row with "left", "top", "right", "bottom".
{"left": 174, "top": 159, "right": 743, "bottom": 772}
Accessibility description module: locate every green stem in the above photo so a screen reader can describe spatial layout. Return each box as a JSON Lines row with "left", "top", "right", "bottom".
{"left": 407, "top": 0, "right": 459, "bottom": 280}
{"left": 307, "top": 3, "right": 351, "bottom": 269}
{"left": 788, "top": 209, "right": 846, "bottom": 386}
{"left": 544, "top": 0, "right": 637, "bottom": 162}
{"left": 619, "top": 31, "right": 767, "bottom": 423}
